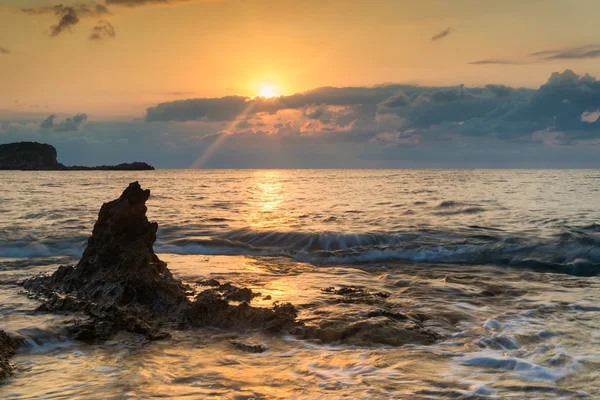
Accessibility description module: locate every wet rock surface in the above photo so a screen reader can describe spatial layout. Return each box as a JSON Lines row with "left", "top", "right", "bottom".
{"left": 23, "top": 182, "right": 299, "bottom": 342}
{"left": 230, "top": 340, "right": 268, "bottom": 353}
{"left": 310, "top": 285, "right": 441, "bottom": 346}
{"left": 0, "top": 330, "right": 17, "bottom": 381}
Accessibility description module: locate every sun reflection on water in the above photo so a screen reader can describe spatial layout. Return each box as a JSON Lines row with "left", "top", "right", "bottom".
{"left": 246, "top": 171, "right": 286, "bottom": 229}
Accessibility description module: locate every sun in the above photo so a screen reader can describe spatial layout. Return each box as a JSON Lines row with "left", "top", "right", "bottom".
{"left": 257, "top": 86, "right": 279, "bottom": 98}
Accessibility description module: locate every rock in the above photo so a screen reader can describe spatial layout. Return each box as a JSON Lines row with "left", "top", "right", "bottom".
{"left": 321, "top": 286, "right": 390, "bottom": 305}
{"left": 305, "top": 317, "right": 439, "bottom": 347}
{"left": 25, "top": 182, "right": 188, "bottom": 316}
{"left": 230, "top": 341, "right": 267, "bottom": 353}
{"left": 22, "top": 181, "right": 442, "bottom": 348}
{"left": 197, "top": 279, "right": 221, "bottom": 287}
{"left": 366, "top": 310, "right": 410, "bottom": 321}
{"left": 185, "top": 291, "right": 297, "bottom": 332}
{"left": 0, "top": 330, "right": 17, "bottom": 381}
{"left": 62, "top": 162, "right": 154, "bottom": 171}
{"left": 216, "top": 283, "right": 260, "bottom": 303}
{"left": 0, "top": 141, "right": 154, "bottom": 170}
{"left": 0, "top": 141, "right": 59, "bottom": 170}
{"left": 24, "top": 182, "right": 300, "bottom": 342}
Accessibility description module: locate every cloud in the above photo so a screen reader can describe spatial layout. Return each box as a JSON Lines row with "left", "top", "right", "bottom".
{"left": 89, "top": 20, "right": 116, "bottom": 40}
{"left": 50, "top": 7, "right": 79, "bottom": 36}
{"left": 431, "top": 27, "right": 453, "bottom": 41}
{"left": 532, "top": 45, "right": 600, "bottom": 60}
{"left": 471, "top": 44, "right": 600, "bottom": 66}
{"left": 40, "top": 114, "right": 56, "bottom": 129}
{"left": 21, "top": 3, "right": 111, "bottom": 37}
{"left": 4, "top": 70, "right": 600, "bottom": 168}
{"left": 105, "top": 0, "right": 184, "bottom": 6}
{"left": 468, "top": 59, "right": 523, "bottom": 65}
{"left": 40, "top": 113, "right": 89, "bottom": 131}
{"left": 145, "top": 70, "right": 600, "bottom": 147}
{"left": 0, "top": 47, "right": 10, "bottom": 55}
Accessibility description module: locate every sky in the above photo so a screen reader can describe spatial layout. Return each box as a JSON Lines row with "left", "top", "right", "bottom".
{"left": 1, "top": 0, "right": 600, "bottom": 168}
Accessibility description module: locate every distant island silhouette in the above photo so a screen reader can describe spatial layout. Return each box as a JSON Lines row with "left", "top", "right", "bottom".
{"left": 0, "top": 142, "right": 154, "bottom": 171}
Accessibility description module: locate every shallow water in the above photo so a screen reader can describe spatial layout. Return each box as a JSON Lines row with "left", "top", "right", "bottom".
{"left": 1, "top": 170, "right": 600, "bottom": 398}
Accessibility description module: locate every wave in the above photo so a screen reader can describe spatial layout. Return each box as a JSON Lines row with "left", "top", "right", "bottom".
{"left": 0, "top": 238, "right": 86, "bottom": 259}
{"left": 2, "top": 227, "right": 599, "bottom": 276}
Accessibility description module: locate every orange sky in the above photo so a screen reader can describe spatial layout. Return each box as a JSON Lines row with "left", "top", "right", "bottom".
{"left": 1, "top": 0, "right": 600, "bottom": 117}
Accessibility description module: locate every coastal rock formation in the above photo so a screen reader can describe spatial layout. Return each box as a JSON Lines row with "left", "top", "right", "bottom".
{"left": 0, "top": 142, "right": 59, "bottom": 170}
{"left": 23, "top": 182, "right": 440, "bottom": 347}
{"left": 24, "top": 182, "right": 298, "bottom": 342}
{"left": 63, "top": 162, "right": 155, "bottom": 171}
{"left": 0, "top": 142, "right": 154, "bottom": 170}
{"left": 0, "top": 330, "right": 17, "bottom": 381}
{"left": 28, "top": 182, "right": 188, "bottom": 314}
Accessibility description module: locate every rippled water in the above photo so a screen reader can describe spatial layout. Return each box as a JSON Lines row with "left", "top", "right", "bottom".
{"left": 1, "top": 170, "right": 599, "bottom": 398}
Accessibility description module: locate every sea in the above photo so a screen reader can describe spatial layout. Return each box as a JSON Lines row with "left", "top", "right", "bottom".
{"left": 0, "top": 169, "right": 599, "bottom": 399}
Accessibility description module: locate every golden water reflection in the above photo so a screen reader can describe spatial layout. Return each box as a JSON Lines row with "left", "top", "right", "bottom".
{"left": 246, "top": 171, "right": 286, "bottom": 230}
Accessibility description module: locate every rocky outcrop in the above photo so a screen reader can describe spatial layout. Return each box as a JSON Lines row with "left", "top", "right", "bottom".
{"left": 0, "top": 142, "right": 154, "bottom": 170}
{"left": 24, "top": 182, "right": 298, "bottom": 342}
{"left": 0, "top": 330, "right": 17, "bottom": 381}
{"left": 62, "top": 162, "right": 155, "bottom": 171}
{"left": 23, "top": 182, "right": 440, "bottom": 348}
{"left": 29, "top": 182, "right": 188, "bottom": 314}
{"left": 0, "top": 142, "right": 59, "bottom": 170}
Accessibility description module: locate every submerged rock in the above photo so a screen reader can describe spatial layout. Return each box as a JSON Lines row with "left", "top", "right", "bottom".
{"left": 0, "top": 330, "right": 17, "bottom": 381}
{"left": 304, "top": 317, "right": 439, "bottom": 347}
{"left": 24, "top": 182, "right": 299, "bottom": 342}
{"left": 230, "top": 340, "right": 268, "bottom": 353}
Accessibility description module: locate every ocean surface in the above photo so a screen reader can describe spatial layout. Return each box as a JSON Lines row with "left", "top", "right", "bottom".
{"left": 1, "top": 169, "right": 599, "bottom": 398}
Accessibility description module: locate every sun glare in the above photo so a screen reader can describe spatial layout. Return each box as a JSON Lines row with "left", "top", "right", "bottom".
{"left": 257, "top": 86, "right": 279, "bottom": 98}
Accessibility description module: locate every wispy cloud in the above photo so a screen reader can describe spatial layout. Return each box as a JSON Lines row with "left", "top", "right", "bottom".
{"left": 532, "top": 45, "right": 600, "bottom": 60}
{"left": 431, "top": 27, "right": 453, "bottom": 41}
{"left": 468, "top": 59, "right": 523, "bottom": 65}
{"left": 105, "top": 0, "right": 185, "bottom": 6}
{"left": 471, "top": 44, "right": 600, "bottom": 66}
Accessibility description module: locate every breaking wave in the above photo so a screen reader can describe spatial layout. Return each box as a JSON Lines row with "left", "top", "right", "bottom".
{"left": 2, "top": 226, "right": 599, "bottom": 276}
{"left": 157, "top": 226, "right": 600, "bottom": 276}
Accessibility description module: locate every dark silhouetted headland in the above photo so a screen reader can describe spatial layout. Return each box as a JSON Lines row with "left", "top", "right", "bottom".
{"left": 0, "top": 142, "right": 154, "bottom": 170}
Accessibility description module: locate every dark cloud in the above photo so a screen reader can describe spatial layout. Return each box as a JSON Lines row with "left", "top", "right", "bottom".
{"left": 40, "top": 114, "right": 56, "bottom": 129}
{"left": 21, "top": 3, "right": 111, "bottom": 37}
{"left": 0, "top": 47, "right": 10, "bottom": 55}
{"left": 89, "top": 20, "right": 116, "bottom": 40}
{"left": 485, "top": 84, "right": 513, "bottom": 97}
{"left": 40, "top": 113, "right": 89, "bottom": 132}
{"left": 146, "top": 96, "right": 250, "bottom": 122}
{"left": 431, "top": 27, "right": 453, "bottom": 41}
{"left": 379, "top": 94, "right": 410, "bottom": 109}
{"left": 145, "top": 70, "right": 600, "bottom": 147}
{"left": 51, "top": 7, "right": 79, "bottom": 36}
{"left": 4, "top": 78, "right": 600, "bottom": 168}
{"left": 21, "top": 3, "right": 110, "bottom": 17}
{"left": 532, "top": 45, "right": 600, "bottom": 60}
{"left": 55, "top": 113, "right": 88, "bottom": 132}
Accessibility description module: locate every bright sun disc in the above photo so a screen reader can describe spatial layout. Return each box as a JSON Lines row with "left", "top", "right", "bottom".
{"left": 257, "top": 86, "right": 278, "bottom": 98}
